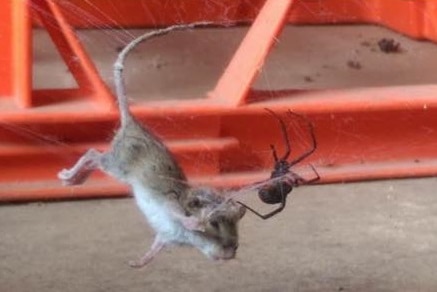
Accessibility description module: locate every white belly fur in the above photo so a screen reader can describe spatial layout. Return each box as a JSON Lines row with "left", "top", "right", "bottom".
{"left": 132, "top": 182, "right": 177, "bottom": 230}
{"left": 130, "top": 181, "right": 223, "bottom": 258}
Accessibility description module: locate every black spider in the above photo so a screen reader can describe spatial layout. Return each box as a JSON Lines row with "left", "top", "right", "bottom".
{"left": 239, "top": 109, "right": 320, "bottom": 219}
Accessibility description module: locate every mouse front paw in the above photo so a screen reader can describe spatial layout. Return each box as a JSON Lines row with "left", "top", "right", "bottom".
{"left": 181, "top": 216, "right": 205, "bottom": 232}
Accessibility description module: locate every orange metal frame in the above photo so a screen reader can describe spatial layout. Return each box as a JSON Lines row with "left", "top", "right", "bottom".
{"left": 1, "top": 0, "right": 437, "bottom": 201}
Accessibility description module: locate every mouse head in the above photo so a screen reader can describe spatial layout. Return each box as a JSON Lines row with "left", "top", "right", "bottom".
{"left": 184, "top": 187, "right": 246, "bottom": 260}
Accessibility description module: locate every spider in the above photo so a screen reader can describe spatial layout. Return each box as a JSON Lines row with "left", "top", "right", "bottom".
{"left": 238, "top": 108, "right": 320, "bottom": 219}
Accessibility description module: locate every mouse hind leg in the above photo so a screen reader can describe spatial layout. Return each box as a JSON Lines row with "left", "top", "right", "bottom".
{"left": 129, "top": 235, "right": 166, "bottom": 268}
{"left": 58, "top": 148, "right": 105, "bottom": 185}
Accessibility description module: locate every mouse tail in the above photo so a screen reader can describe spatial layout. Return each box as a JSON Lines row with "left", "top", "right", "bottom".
{"left": 112, "top": 21, "right": 216, "bottom": 127}
{"left": 113, "top": 60, "right": 132, "bottom": 126}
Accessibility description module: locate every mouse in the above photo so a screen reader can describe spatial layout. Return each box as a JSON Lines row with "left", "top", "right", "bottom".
{"left": 57, "top": 23, "right": 246, "bottom": 268}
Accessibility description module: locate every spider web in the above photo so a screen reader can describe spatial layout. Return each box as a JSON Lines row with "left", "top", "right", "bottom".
{"left": 2, "top": 5, "right": 437, "bottom": 292}
{"left": 3, "top": 0, "right": 437, "bottom": 203}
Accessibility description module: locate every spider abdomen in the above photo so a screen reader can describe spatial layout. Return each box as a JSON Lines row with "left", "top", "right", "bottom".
{"left": 258, "top": 182, "right": 293, "bottom": 204}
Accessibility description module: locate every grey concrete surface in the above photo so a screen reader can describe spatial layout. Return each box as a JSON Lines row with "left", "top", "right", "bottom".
{"left": 1, "top": 178, "right": 437, "bottom": 292}
{"left": 34, "top": 25, "right": 437, "bottom": 100}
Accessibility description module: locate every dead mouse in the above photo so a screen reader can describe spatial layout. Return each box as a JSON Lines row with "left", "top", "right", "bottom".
{"left": 57, "top": 23, "right": 246, "bottom": 268}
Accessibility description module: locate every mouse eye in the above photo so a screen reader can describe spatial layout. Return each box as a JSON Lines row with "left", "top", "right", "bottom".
{"left": 188, "top": 198, "right": 201, "bottom": 208}
{"left": 210, "top": 220, "right": 220, "bottom": 229}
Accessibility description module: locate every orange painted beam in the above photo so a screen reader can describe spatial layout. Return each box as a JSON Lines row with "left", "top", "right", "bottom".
{"left": 12, "top": 0, "right": 32, "bottom": 108}
{"left": 1, "top": 86, "right": 437, "bottom": 201}
{"left": 0, "top": 0, "right": 14, "bottom": 99}
{"left": 1, "top": 0, "right": 437, "bottom": 202}
{"left": 209, "top": 0, "right": 294, "bottom": 105}
{"left": 36, "top": 0, "right": 437, "bottom": 42}
{"left": 32, "top": 0, "right": 115, "bottom": 109}
{"left": 0, "top": 0, "right": 31, "bottom": 108}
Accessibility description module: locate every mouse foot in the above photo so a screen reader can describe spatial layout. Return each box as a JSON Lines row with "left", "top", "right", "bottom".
{"left": 58, "top": 168, "right": 89, "bottom": 185}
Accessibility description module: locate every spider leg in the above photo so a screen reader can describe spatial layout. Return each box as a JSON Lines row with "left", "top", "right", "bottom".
{"left": 259, "top": 200, "right": 286, "bottom": 220}
{"left": 264, "top": 108, "right": 291, "bottom": 161}
{"left": 237, "top": 185, "right": 288, "bottom": 220}
{"left": 237, "top": 200, "right": 286, "bottom": 220}
{"left": 237, "top": 201, "right": 268, "bottom": 219}
{"left": 287, "top": 165, "right": 320, "bottom": 186}
{"left": 286, "top": 110, "right": 317, "bottom": 167}
{"left": 270, "top": 144, "right": 279, "bottom": 163}
{"left": 307, "top": 164, "right": 321, "bottom": 184}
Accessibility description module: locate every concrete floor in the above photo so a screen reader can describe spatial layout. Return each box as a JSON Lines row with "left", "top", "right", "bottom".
{"left": 2, "top": 178, "right": 437, "bottom": 292}
{"left": 4, "top": 24, "right": 437, "bottom": 291}
{"left": 34, "top": 25, "right": 437, "bottom": 99}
